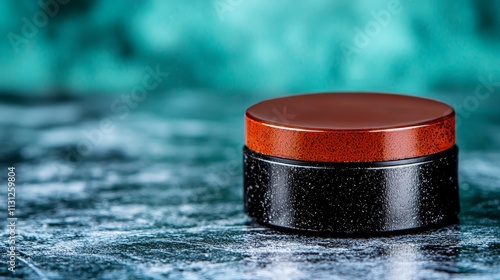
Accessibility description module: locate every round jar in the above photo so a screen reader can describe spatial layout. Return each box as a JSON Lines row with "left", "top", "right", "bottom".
{"left": 243, "top": 92, "right": 459, "bottom": 235}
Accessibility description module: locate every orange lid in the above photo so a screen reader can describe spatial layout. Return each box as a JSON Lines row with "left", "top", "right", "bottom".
{"left": 245, "top": 92, "right": 455, "bottom": 162}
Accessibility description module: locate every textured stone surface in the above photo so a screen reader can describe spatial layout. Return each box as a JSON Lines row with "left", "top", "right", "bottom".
{"left": 0, "top": 91, "right": 499, "bottom": 279}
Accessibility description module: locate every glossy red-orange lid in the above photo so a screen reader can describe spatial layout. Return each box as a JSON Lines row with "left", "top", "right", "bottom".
{"left": 245, "top": 92, "right": 455, "bottom": 162}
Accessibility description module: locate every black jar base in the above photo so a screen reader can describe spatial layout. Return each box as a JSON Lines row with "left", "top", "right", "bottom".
{"left": 243, "top": 146, "right": 460, "bottom": 235}
{"left": 251, "top": 217, "right": 460, "bottom": 238}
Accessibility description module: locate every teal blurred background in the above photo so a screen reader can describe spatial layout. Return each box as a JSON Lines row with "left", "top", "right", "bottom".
{"left": 1, "top": 0, "right": 500, "bottom": 95}
{"left": 1, "top": 0, "right": 500, "bottom": 152}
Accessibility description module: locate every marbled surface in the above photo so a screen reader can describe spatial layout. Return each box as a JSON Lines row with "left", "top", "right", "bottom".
{"left": 0, "top": 91, "right": 499, "bottom": 279}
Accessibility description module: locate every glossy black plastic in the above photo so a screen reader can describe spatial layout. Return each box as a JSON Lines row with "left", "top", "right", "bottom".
{"left": 243, "top": 146, "right": 459, "bottom": 235}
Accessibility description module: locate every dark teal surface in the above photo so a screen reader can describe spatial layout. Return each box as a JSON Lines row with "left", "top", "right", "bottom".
{"left": 0, "top": 91, "right": 499, "bottom": 279}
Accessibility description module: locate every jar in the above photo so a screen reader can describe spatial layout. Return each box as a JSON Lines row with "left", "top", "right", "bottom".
{"left": 243, "top": 92, "right": 459, "bottom": 235}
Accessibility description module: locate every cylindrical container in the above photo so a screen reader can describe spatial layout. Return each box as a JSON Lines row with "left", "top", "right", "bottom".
{"left": 243, "top": 92, "right": 459, "bottom": 235}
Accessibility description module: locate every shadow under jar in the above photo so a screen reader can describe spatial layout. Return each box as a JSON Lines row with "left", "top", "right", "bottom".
{"left": 243, "top": 92, "right": 459, "bottom": 235}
